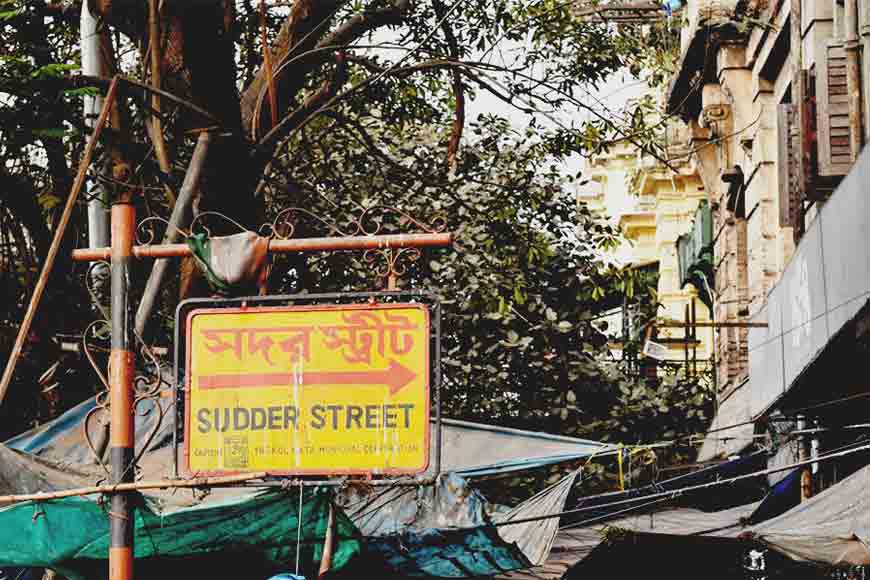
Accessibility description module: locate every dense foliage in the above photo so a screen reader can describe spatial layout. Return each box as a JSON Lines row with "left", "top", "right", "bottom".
{"left": 0, "top": 0, "right": 713, "bottom": 477}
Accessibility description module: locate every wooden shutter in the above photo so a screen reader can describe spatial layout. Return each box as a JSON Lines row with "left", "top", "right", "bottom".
{"left": 777, "top": 104, "right": 801, "bottom": 229}
{"left": 816, "top": 40, "right": 855, "bottom": 177}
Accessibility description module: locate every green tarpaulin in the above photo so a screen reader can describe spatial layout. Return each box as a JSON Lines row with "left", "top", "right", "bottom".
{"left": 0, "top": 489, "right": 360, "bottom": 580}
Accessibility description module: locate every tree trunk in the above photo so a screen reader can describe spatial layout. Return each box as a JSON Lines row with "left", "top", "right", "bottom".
{"left": 89, "top": 0, "right": 263, "bottom": 298}
{"left": 87, "top": 0, "right": 412, "bottom": 297}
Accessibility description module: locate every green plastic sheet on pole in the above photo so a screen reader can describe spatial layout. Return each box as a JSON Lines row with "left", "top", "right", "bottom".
{"left": 0, "top": 489, "right": 360, "bottom": 580}
{"left": 676, "top": 200, "right": 714, "bottom": 309}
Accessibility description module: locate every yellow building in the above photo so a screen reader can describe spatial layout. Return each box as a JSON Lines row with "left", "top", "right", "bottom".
{"left": 580, "top": 133, "right": 714, "bottom": 367}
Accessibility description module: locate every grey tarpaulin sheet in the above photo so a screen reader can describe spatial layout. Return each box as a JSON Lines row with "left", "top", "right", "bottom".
{"left": 749, "top": 462, "right": 870, "bottom": 565}
{"left": 355, "top": 471, "right": 579, "bottom": 578}
{"left": 341, "top": 473, "right": 490, "bottom": 535}
{"left": 496, "top": 471, "right": 580, "bottom": 566}
{"left": 0, "top": 444, "right": 102, "bottom": 507}
{"left": 432, "top": 419, "right": 612, "bottom": 477}
{"left": 4, "top": 391, "right": 607, "bottom": 509}
{"left": 504, "top": 459, "right": 870, "bottom": 577}
{"left": 498, "top": 501, "right": 758, "bottom": 580}
{"left": 7, "top": 394, "right": 609, "bottom": 481}
{"left": 696, "top": 377, "right": 753, "bottom": 462}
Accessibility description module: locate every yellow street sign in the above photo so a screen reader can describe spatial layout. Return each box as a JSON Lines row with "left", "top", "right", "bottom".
{"left": 183, "top": 303, "right": 430, "bottom": 475}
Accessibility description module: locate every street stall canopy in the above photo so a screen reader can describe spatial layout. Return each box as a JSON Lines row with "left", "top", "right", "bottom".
{"left": 0, "top": 388, "right": 602, "bottom": 579}
{"left": 0, "top": 489, "right": 358, "bottom": 580}
{"left": 533, "top": 453, "right": 870, "bottom": 578}
{"left": 499, "top": 453, "right": 771, "bottom": 580}
{"left": 748, "top": 461, "right": 870, "bottom": 565}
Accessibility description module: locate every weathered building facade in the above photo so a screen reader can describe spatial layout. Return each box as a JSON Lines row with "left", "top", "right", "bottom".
{"left": 581, "top": 134, "right": 714, "bottom": 368}
{"left": 665, "top": 0, "right": 870, "bottom": 464}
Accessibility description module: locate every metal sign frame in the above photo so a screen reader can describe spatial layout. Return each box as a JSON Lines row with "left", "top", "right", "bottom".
{"left": 173, "top": 290, "right": 441, "bottom": 484}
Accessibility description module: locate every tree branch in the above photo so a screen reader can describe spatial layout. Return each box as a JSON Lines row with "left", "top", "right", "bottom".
{"left": 0, "top": 171, "right": 51, "bottom": 261}
{"left": 241, "top": 0, "right": 412, "bottom": 139}
{"left": 241, "top": 0, "right": 346, "bottom": 136}
{"left": 253, "top": 52, "right": 348, "bottom": 194}
{"left": 432, "top": 0, "right": 464, "bottom": 169}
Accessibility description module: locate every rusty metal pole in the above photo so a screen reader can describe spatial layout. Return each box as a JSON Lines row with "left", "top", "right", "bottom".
{"left": 72, "top": 232, "right": 453, "bottom": 262}
{"left": 109, "top": 202, "right": 136, "bottom": 580}
{"left": 797, "top": 414, "right": 813, "bottom": 501}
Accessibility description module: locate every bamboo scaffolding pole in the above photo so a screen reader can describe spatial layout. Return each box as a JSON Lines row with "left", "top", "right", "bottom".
{"left": 0, "top": 472, "right": 269, "bottom": 505}
{"left": 134, "top": 130, "right": 212, "bottom": 339}
{"left": 0, "top": 76, "right": 121, "bottom": 406}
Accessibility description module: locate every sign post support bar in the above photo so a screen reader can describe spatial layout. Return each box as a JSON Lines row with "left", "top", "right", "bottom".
{"left": 109, "top": 202, "right": 136, "bottom": 580}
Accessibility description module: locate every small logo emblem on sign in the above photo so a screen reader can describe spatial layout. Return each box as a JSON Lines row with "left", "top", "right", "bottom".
{"left": 224, "top": 436, "right": 249, "bottom": 468}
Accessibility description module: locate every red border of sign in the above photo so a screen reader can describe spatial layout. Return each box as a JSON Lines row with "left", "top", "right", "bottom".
{"left": 182, "top": 302, "right": 431, "bottom": 478}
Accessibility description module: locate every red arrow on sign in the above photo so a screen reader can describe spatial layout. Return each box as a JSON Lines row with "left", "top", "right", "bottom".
{"left": 197, "top": 359, "right": 417, "bottom": 395}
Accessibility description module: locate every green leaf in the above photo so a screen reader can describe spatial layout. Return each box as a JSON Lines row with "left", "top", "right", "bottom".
{"left": 64, "top": 86, "right": 102, "bottom": 97}
{"left": 31, "top": 62, "right": 79, "bottom": 80}
{"left": 0, "top": 7, "right": 23, "bottom": 21}
{"left": 33, "top": 127, "right": 67, "bottom": 139}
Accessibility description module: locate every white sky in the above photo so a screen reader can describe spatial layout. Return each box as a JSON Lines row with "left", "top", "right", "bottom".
{"left": 465, "top": 68, "right": 647, "bottom": 205}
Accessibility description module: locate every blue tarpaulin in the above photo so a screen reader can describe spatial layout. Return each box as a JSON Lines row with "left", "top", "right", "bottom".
{"left": 747, "top": 468, "right": 801, "bottom": 524}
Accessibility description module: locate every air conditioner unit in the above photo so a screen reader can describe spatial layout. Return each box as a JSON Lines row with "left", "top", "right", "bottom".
{"left": 642, "top": 339, "right": 669, "bottom": 360}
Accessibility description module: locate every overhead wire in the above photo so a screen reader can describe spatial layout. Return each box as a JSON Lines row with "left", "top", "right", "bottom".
{"left": 256, "top": 0, "right": 467, "bottom": 150}
{"left": 485, "top": 440, "right": 870, "bottom": 530}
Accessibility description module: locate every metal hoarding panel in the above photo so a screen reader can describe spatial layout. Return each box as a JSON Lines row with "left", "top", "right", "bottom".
{"left": 820, "top": 150, "right": 870, "bottom": 333}
{"left": 777, "top": 217, "right": 829, "bottom": 390}
{"left": 746, "top": 148, "right": 870, "bottom": 416}
{"left": 748, "top": 296, "right": 785, "bottom": 418}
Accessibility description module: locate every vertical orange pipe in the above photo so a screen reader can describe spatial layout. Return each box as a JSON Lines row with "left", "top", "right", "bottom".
{"left": 109, "top": 203, "right": 135, "bottom": 580}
